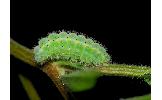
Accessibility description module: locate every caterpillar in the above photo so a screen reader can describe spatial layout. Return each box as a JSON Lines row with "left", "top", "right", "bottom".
{"left": 34, "top": 31, "right": 111, "bottom": 68}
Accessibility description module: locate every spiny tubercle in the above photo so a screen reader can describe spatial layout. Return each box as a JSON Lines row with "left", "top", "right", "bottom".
{"left": 34, "top": 31, "right": 111, "bottom": 67}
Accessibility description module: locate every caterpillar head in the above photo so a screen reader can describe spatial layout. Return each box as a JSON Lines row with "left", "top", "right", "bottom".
{"left": 34, "top": 31, "right": 111, "bottom": 68}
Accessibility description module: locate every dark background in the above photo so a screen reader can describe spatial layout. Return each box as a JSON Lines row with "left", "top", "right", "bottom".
{"left": 11, "top": 0, "right": 151, "bottom": 100}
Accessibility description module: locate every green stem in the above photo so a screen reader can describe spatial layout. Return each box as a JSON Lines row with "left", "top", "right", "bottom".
{"left": 97, "top": 64, "right": 151, "bottom": 85}
{"left": 10, "top": 38, "right": 69, "bottom": 100}
{"left": 98, "top": 64, "right": 150, "bottom": 77}
{"left": 10, "top": 38, "right": 36, "bottom": 67}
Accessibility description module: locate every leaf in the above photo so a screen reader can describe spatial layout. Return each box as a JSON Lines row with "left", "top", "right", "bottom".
{"left": 143, "top": 74, "right": 151, "bottom": 85}
{"left": 19, "top": 74, "right": 41, "bottom": 100}
{"left": 121, "top": 94, "right": 151, "bottom": 100}
{"left": 61, "top": 70, "right": 101, "bottom": 92}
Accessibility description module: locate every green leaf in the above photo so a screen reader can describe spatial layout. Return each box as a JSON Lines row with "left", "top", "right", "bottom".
{"left": 121, "top": 94, "right": 151, "bottom": 100}
{"left": 19, "top": 74, "right": 41, "bottom": 100}
{"left": 61, "top": 70, "right": 101, "bottom": 92}
{"left": 143, "top": 74, "right": 151, "bottom": 85}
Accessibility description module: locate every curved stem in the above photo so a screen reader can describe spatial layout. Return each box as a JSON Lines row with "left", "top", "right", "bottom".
{"left": 10, "top": 38, "right": 69, "bottom": 100}
{"left": 42, "top": 63, "right": 69, "bottom": 100}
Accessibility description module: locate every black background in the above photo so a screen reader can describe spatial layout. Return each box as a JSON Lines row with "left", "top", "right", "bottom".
{"left": 11, "top": 0, "right": 151, "bottom": 100}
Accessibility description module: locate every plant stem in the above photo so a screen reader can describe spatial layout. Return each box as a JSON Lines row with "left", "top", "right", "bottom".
{"left": 10, "top": 38, "right": 36, "bottom": 67}
{"left": 96, "top": 64, "right": 151, "bottom": 85}
{"left": 10, "top": 38, "right": 69, "bottom": 100}
{"left": 42, "top": 63, "right": 69, "bottom": 100}
{"left": 97, "top": 64, "right": 150, "bottom": 77}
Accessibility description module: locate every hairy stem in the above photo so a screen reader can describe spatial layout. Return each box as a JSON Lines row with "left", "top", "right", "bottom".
{"left": 98, "top": 64, "right": 150, "bottom": 77}
{"left": 96, "top": 64, "right": 151, "bottom": 85}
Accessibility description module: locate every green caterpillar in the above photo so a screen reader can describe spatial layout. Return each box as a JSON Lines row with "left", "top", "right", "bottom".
{"left": 34, "top": 31, "right": 111, "bottom": 68}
